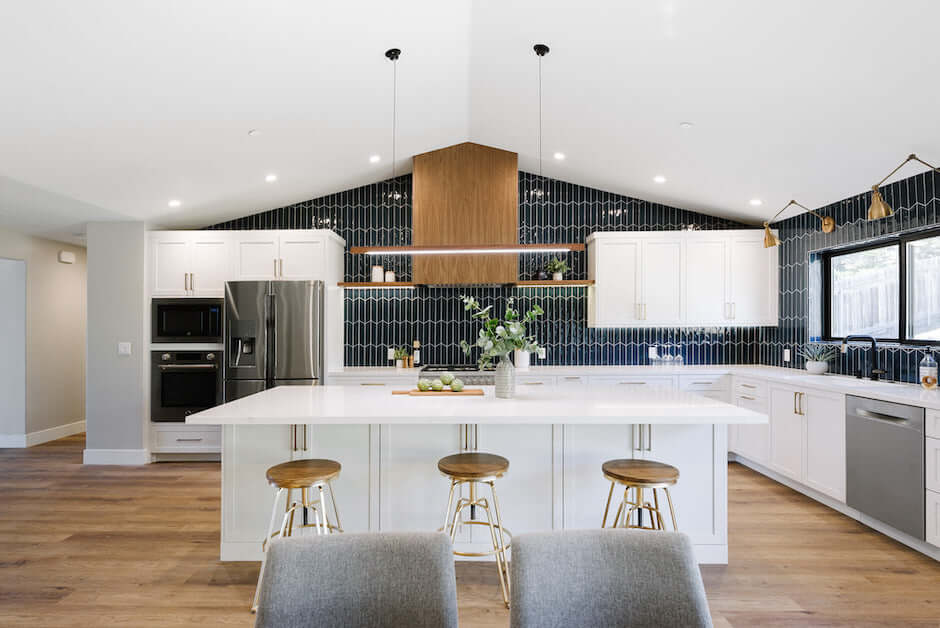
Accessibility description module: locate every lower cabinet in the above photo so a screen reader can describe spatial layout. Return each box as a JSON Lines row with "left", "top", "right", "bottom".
{"left": 769, "top": 386, "right": 804, "bottom": 481}
{"left": 927, "top": 490, "right": 940, "bottom": 548}
{"left": 563, "top": 424, "right": 635, "bottom": 529}
{"left": 303, "top": 424, "right": 373, "bottom": 533}
{"left": 730, "top": 380, "right": 769, "bottom": 465}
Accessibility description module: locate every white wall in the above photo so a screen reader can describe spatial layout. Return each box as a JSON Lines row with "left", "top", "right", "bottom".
{"left": 84, "top": 222, "right": 147, "bottom": 463}
{"left": 0, "top": 258, "right": 26, "bottom": 441}
{"left": 0, "top": 229, "right": 86, "bottom": 445}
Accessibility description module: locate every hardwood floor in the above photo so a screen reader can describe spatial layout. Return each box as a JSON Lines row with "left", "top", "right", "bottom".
{"left": 0, "top": 435, "right": 937, "bottom": 627}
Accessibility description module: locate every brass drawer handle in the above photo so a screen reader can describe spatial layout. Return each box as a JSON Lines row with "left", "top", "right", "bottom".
{"left": 523, "top": 382, "right": 545, "bottom": 386}
{"left": 175, "top": 438, "right": 204, "bottom": 442}
{"left": 563, "top": 376, "right": 582, "bottom": 381}
{"left": 359, "top": 383, "right": 386, "bottom": 386}
{"left": 738, "top": 395, "right": 756, "bottom": 401}
{"left": 739, "top": 383, "right": 757, "bottom": 389}
{"left": 619, "top": 381, "right": 645, "bottom": 385}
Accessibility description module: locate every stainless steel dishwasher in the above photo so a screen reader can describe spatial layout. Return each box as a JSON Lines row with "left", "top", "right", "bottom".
{"left": 846, "top": 395, "right": 925, "bottom": 540}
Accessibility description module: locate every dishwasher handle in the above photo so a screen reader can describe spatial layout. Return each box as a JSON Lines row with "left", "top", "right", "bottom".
{"left": 854, "top": 408, "right": 920, "bottom": 428}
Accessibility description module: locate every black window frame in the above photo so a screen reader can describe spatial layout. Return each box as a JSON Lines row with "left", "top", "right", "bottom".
{"left": 822, "top": 226, "right": 940, "bottom": 347}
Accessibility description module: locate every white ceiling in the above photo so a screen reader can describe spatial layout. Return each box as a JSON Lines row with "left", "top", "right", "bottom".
{"left": 2, "top": 0, "right": 939, "bottom": 244}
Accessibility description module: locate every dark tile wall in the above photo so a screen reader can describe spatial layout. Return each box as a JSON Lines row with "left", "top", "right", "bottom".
{"left": 210, "top": 171, "right": 769, "bottom": 366}
{"left": 765, "top": 170, "right": 940, "bottom": 383}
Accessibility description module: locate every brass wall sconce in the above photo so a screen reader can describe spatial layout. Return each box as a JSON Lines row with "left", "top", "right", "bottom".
{"left": 868, "top": 153, "right": 939, "bottom": 220}
{"left": 762, "top": 200, "right": 836, "bottom": 248}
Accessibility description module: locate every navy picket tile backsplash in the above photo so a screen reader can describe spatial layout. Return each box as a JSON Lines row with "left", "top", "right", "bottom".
{"left": 209, "top": 168, "right": 940, "bottom": 377}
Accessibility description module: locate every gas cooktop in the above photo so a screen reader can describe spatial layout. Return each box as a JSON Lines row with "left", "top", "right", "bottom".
{"left": 419, "top": 364, "right": 495, "bottom": 385}
{"left": 420, "top": 364, "right": 494, "bottom": 373}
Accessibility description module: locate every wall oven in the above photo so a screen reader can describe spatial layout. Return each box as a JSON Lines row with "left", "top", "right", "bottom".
{"left": 152, "top": 298, "right": 223, "bottom": 343}
{"left": 151, "top": 351, "right": 222, "bottom": 422}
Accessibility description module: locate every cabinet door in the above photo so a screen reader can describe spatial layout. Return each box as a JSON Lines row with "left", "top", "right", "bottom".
{"left": 589, "top": 238, "right": 642, "bottom": 326}
{"left": 729, "top": 235, "right": 776, "bottom": 325}
{"left": 641, "top": 238, "right": 684, "bottom": 324}
{"left": 686, "top": 238, "right": 729, "bottom": 324}
{"left": 302, "top": 424, "right": 373, "bottom": 533}
{"left": 927, "top": 490, "right": 940, "bottom": 548}
{"left": 190, "top": 233, "right": 231, "bottom": 296}
{"left": 803, "top": 390, "right": 846, "bottom": 501}
{"left": 925, "top": 437, "right": 940, "bottom": 494}
{"left": 769, "top": 386, "right": 804, "bottom": 481}
{"left": 233, "top": 232, "right": 279, "bottom": 280}
{"left": 733, "top": 392, "right": 769, "bottom": 464}
{"left": 151, "top": 233, "right": 191, "bottom": 296}
{"left": 221, "top": 424, "right": 292, "bottom": 560}
{"left": 563, "top": 424, "right": 635, "bottom": 529}
{"left": 278, "top": 232, "right": 326, "bottom": 280}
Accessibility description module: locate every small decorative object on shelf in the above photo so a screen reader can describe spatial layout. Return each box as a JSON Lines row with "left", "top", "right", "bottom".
{"left": 798, "top": 344, "right": 839, "bottom": 375}
{"left": 371, "top": 265, "right": 385, "bottom": 282}
{"left": 384, "top": 269, "right": 396, "bottom": 282}
{"left": 533, "top": 269, "right": 550, "bottom": 281}
{"left": 545, "top": 256, "right": 569, "bottom": 281}
{"left": 393, "top": 346, "right": 410, "bottom": 370}
{"left": 513, "top": 348, "right": 531, "bottom": 370}
{"left": 919, "top": 353, "right": 937, "bottom": 390}
{"left": 412, "top": 340, "right": 421, "bottom": 365}
{"left": 459, "top": 295, "right": 544, "bottom": 399}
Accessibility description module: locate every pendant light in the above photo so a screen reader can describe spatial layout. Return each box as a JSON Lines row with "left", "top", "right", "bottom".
{"left": 385, "top": 48, "right": 407, "bottom": 203}
{"left": 527, "top": 43, "right": 550, "bottom": 201}
{"left": 762, "top": 200, "right": 836, "bottom": 248}
{"left": 867, "top": 153, "right": 938, "bottom": 220}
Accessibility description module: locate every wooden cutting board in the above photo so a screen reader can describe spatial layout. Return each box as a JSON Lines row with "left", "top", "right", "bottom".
{"left": 392, "top": 389, "right": 485, "bottom": 397}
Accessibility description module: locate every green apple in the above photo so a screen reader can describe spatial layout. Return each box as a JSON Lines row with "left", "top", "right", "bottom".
{"left": 417, "top": 379, "right": 432, "bottom": 392}
{"left": 440, "top": 372, "right": 455, "bottom": 386}
{"left": 449, "top": 378, "right": 465, "bottom": 392}
{"left": 431, "top": 379, "right": 445, "bottom": 391}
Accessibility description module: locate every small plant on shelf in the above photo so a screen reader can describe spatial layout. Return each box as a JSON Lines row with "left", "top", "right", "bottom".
{"left": 798, "top": 343, "right": 839, "bottom": 375}
{"left": 545, "top": 257, "right": 569, "bottom": 280}
{"left": 393, "top": 346, "right": 411, "bottom": 369}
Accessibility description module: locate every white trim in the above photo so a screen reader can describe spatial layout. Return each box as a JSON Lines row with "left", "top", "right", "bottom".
{"left": 731, "top": 454, "right": 940, "bottom": 561}
{"left": 0, "top": 434, "right": 27, "bottom": 448}
{"left": 26, "top": 420, "right": 85, "bottom": 447}
{"left": 83, "top": 448, "right": 151, "bottom": 465}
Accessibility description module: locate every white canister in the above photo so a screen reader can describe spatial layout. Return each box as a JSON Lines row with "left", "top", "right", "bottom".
{"left": 385, "top": 270, "right": 396, "bottom": 282}
{"left": 513, "top": 349, "right": 531, "bottom": 370}
{"left": 371, "top": 265, "right": 385, "bottom": 282}
{"left": 552, "top": 272, "right": 564, "bottom": 281}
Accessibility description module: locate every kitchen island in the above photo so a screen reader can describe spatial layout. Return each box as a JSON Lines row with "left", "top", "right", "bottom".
{"left": 189, "top": 383, "right": 768, "bottom": 563}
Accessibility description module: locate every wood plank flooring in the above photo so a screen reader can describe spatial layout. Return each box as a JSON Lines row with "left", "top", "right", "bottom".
{"left": 0, "top": 434, "right": 937, "bottom": 626}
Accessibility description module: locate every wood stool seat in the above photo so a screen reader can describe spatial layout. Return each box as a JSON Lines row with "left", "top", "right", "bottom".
{"left": 602, "top": 458, "right": 679, "bottom": 487}
{"left": 438, "top": 452, "right": 509, "bottom": 480}
{"left": 265, "top": 459, "right": 341, "bottom": 489}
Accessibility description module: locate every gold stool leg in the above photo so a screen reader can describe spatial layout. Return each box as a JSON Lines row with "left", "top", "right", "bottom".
{"left": 652, "top": 489, "right": 665, "bottom": 531}
{"left": 614, "top": 486, "right": 630, "bottom": 528}
{"left": 317, "top": 484, "right": 329, "bottom": 534}
{"left": 441, "top": 479, "right": 457, "bottom": 531}
{"left": 252, "top": 487, "right": 285, "bottom": 613}
{"left": 602, "top": 481, "right": 616, "bottom": 528}
{"left": 327, "top": 480, "right": 342, "bottom": 533}
{"left": 664, "top": 487, "right": 678, "bottom": 531}
{"left": 485, "top": 482, "right": 511, "bottom": 609}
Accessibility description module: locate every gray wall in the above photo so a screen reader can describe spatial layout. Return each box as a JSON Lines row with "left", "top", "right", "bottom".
{"left": 0, "top": 258, "right": 26, "bottom": 438}
{"left": 0, "top": 228, "right": 86, "bottom": 437}
{"left": 85, "top": 222, "right": 146, "bottom": 452}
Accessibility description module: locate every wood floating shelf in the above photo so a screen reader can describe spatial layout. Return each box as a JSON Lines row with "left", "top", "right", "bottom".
{"left": 349, "top": 243, "right": 585, "bottom": 255}
{"left": 338, "top": 282, "right": 417, "bottom": 288}
{"left": 512, "top": 280, "right": 595, "bottom": 287}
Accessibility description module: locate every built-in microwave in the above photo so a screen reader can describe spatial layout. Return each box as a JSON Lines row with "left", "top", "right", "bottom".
{"left": 152, "top": 298, "right": 223, "bottom": 343}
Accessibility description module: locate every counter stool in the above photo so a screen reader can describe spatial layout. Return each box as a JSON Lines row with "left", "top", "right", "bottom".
{"left": 438, "top": 452, "right": 512, "bottom": 608}
{"left": 601, "top": 459, "right": 679, "bottom": 532}
{"left": 252, "top": 458, "right": 343, "bottom": 612}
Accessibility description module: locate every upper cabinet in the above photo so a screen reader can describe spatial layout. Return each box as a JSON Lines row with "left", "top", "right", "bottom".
{"left": 587, "top": 230, "right": 777, "bottom": 328}
{"left": 151, "top": 230, "right": 345, "bottom": 296}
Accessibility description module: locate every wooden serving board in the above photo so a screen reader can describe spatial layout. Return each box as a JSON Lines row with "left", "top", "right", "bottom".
{"left": 392, "top": 389, "right": 485, "bottom": 397}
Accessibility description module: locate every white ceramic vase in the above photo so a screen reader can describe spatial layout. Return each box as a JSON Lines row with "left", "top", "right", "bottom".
{"left": 495, "top": 358, "right": 516, "bottom": 399}
{"left": 552, "top": 272, "right": 564, "bottom": 281}
{"left": 805, "top": 360, "right": 828, "bottom": 375}
{"left": 513, "top": 349, "right": 531, "bottom": 371}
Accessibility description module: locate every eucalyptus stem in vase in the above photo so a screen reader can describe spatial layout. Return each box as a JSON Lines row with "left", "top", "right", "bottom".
{"left": 459, "top": 295, "right": 544, "bottom": 398}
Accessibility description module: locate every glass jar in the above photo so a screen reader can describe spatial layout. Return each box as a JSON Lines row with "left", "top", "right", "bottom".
{"left": 919, "top": 353, "right": 938, "bottom": 390}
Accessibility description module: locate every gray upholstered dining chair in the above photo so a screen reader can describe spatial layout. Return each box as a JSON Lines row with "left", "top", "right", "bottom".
{"left": 254, "top": 532, "right": 458, "bottom": 628}
{"left": 510, "top": 529, "right": 713, "bottom": 628}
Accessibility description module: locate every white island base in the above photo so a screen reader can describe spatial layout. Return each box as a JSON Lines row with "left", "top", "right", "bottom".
{"left": 189, "top": 385, "right": 768, "bottom": 564}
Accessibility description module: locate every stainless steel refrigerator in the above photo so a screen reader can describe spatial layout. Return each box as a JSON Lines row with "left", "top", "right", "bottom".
{"left": 224, "top": 280, "right": 324, "bottom": 401}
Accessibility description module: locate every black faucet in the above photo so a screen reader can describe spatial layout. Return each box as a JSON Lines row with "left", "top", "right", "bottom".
{"left": 842, "top": 335, "right": 887, "bottom": 381}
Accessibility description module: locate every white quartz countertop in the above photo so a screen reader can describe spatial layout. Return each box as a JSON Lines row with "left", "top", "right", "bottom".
{"left": 328, "top": 364, "right": 940, "bottom": 410}
{"left": 188, "top": 385, "right": 769, "bottom": 426}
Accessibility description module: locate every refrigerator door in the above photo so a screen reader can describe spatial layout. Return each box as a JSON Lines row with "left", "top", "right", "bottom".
{"left": 225, "top": 379, "right": 266, "bottom": 402}
{"left": 224, "top": 281, "right": 270, "bottom": 381}
{"left": 271, "top": 281, "right": 323, "bottom": 381}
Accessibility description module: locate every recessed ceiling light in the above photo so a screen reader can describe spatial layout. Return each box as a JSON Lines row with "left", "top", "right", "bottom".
{"left": 749, "top": 199, "right": 763, "bottom": 206}
{"left": 168, "top": 199, "right": 181, "bottom": 208}
{"left": 553, "top": 152, "right": 565, "bottom": 160}
{"left": 369, "top": 155, "right": 381, "bottom": 164}
{"left": 653, "top": 175, "right": 667, "bottom": 184}
{"left": 247, "top": 129, "right": 258, "bottom": 136}
{"left": 265, "top": 174, "right": 278, "bottom": 183}
{"left": 679, "top": 122, "right": 694, "bottom": 129}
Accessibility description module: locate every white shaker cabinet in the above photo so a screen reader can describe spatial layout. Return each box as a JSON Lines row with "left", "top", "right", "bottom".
{"left": 189, "top": 233, "right": 231, "bottom": 296}
{"left": 588, "top": 230, "right": 777, "bottom": 328}
{"left": 769, "top": 385, "right": 804, "bottom": 482}
{"left": 232, "top": 232, "right": 281, "bottom": 280}
{"left": 278, "top": 232, "right": 326, "bottom": 280}
{"left": 730, "top": 377, "right": 769, "bottom": 465}
{"left": 803, "top": 390, "right": 845, "bottom": 501}
{"left": 151, "top": 231, "right": 230, "bottom": 297}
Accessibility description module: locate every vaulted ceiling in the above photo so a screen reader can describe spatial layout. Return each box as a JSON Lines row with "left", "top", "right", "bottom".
{"left": 2, "top": 0, "right": 939, "bottom": 244}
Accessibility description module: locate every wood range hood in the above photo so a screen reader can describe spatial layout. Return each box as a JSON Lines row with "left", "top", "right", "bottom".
{"left": 348, "top": 142, "right": 584, "bottom": 286}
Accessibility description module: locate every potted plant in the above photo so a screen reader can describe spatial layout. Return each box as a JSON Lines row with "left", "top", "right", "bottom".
{"left": 393, "top": 346, "right": 410, "bottom": 370}
{"left": 459, "top": 296, "right": 543, "bottom": 398}
{"left": 545, "top": 257, "right": 569, "bottom": 281}
{"left": 798, "top": 344, "right": 839, "bottom": 375}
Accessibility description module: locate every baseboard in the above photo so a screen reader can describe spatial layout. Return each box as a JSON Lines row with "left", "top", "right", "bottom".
{"left": 26, "top": 420, "right": 85, "bottom": 447}
{"left": 0, "top": 434, "right": 27, "bottom": 448}
{"left": 730, "top": 453, "right": 940, "bottom": 561}
{"left": 83, "top": 448, "right": 151, "bottom": 465}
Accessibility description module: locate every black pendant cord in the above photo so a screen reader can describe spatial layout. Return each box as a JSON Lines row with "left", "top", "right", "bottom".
{"left": 392, "top": 56, "right": 397, "bottom": 181}
{"left": 538, "top": 53, "right": 543, "bottom": 181}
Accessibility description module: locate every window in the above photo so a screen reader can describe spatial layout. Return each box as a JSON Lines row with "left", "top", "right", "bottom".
{"left": 823, "top": 229, "right": 940, "bottom": 345}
